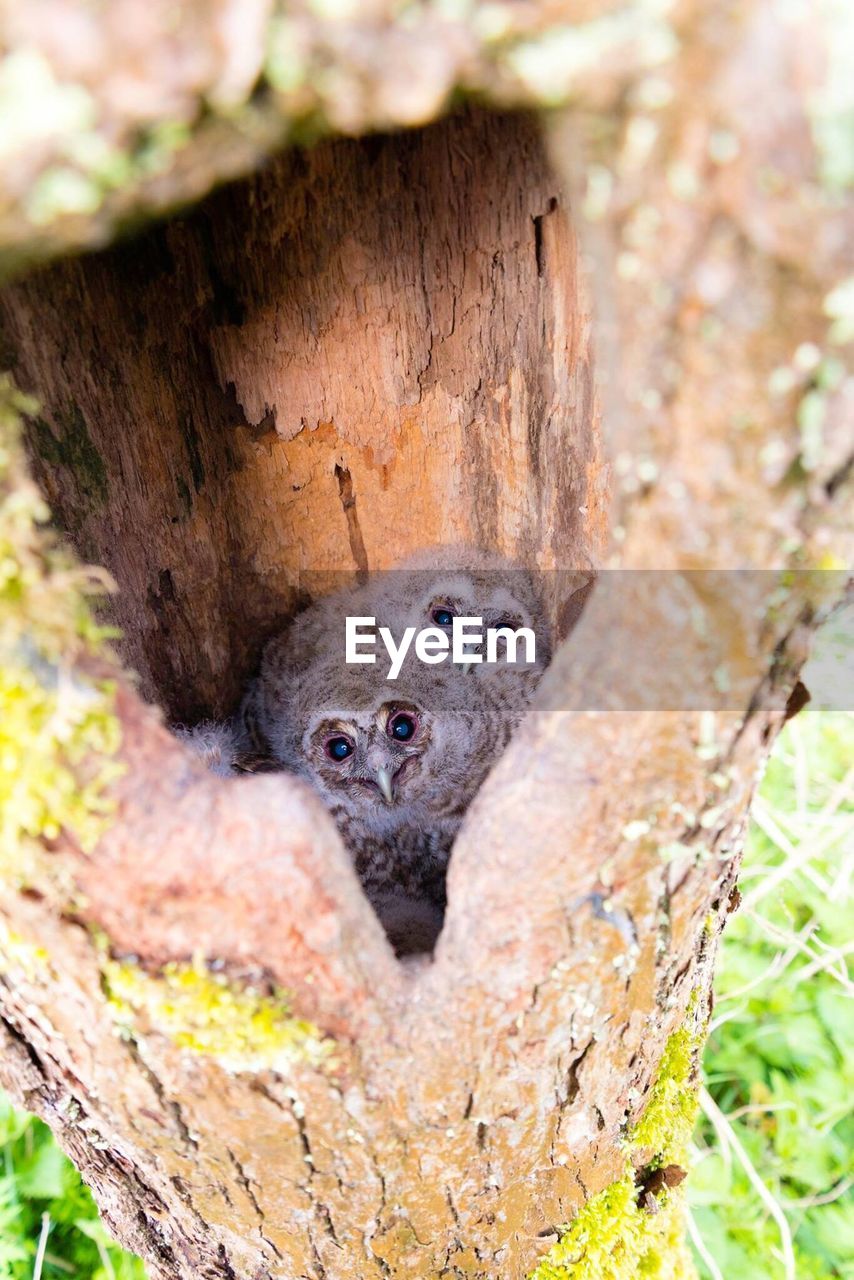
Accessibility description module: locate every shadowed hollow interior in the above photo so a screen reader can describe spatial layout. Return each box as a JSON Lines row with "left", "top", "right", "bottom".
{"left": 1, "top": 108, "right": 604, "bottom": 723}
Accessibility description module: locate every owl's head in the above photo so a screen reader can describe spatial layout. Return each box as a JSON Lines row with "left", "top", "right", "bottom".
{"left": 307, "top": 697, "right": 426, "bottom": 805}
{"left": 422, "top": 572, "right": 538, "bottom": 637}
{"left": 300, "top": 681, "right": 468, "bottom": 823}
{"left": 384, "top": 567, "right": 551, "bottom": 680}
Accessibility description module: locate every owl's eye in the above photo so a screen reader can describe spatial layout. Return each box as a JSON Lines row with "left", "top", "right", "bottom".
{"left": 431, "top": 606, "right": 455, "bottom": 628}
{"left": 325, "top": 735, "right": 354, "bottom": 762}
{"left": 387, "top": 711, "right": 418, "bottom": 742}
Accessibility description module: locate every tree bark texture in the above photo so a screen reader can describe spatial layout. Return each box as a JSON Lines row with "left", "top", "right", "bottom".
{"left": 0, "top": 0, "right": 678, "bottom": 274}
{"left": 1, "top": 109, "right": 603, "bottom": 723}
{"left": 0, "top": 5, "right": 851, "bottom": 1280}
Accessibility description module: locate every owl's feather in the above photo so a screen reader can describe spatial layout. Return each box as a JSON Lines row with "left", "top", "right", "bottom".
{"left": 180, "top": 563, "right": 550, "bottom": 953}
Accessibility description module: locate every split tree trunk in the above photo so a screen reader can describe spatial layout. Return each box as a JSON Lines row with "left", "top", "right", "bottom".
{"left": 0, "top": 6, "right": 850, "bottom": 1280}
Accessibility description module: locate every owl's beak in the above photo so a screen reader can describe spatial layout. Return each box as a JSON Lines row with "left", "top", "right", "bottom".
{"left": 460, "top": 659, "right": 478, "bottom": 675}
{"left": 375, "top": 764, "right": 395, "bottom": 804}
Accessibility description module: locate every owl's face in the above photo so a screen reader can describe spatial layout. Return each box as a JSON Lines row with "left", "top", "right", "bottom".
{"left": 386, "top": 570, "right": 549, "bottom": 676}
{"left": 301, "top": 689, "right": 462, "bottom": 823}
{"left": 422, "top": 575, "right": 529, "bottom": 638}
{"left": 307, "top": 698, "right": 426, "bottom": 805}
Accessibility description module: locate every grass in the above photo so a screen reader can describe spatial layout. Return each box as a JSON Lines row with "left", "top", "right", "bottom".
{"left": 688, "top": 711, "right": 854, "bottom": 1280}
{"left": 0, "top": 1100, "right": 144, "bottom": 1280}
{"left": 0, "top": 712, "right": 851, "bottom": 1279}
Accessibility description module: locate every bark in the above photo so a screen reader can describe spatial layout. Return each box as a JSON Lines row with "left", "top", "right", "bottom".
{"left": 0, "top": 4, "right": 851, "bottom": 1280}
{"left": 0, "top": 0, "right": 677, "bottom": 276}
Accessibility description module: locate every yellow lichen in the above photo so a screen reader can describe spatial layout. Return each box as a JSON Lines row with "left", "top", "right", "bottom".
{"left": 0, "top": 921, "right": 50, "bottom": 979}
{"left": 103, "top": 957, "right": 332, "bottom": 1074}
{"left": 530, "top": 1008, "right": 705, "bottom": 1280}
{"left": 531, "top": 1173, "right": 695, "bottom": 1280}
{"left": 0, "top": 377, "right": 121, "bottom": 881}
{"left": 629, "top": 1022, "right": 701, "bottom": 1165}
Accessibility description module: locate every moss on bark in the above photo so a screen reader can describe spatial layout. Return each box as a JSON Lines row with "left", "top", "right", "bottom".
{"left": 0, "top": 380, "right": 120, "bottom": 879}
{"left": 0, "top": 2, "right": 681, "bottom": 276}
{"left": 530, "top": 1009, "right": 705, "bottom": 1280}
{"left": 103, "top": 956, "right": 332, "bottom": 1074}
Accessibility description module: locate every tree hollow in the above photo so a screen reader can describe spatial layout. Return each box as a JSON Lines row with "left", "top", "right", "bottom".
{"left": 1, "top": 108, "right": 604, "bottom": 722}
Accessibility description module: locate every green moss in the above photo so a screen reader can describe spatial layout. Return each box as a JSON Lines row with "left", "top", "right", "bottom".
{"left": 181, "top": 415, "right": 206, "bottom": 493}
{"left": 29, "top": 406, "right": 109, "bottom": 508}
{"left": 506, "top": 10, "right": 677, "bottom": 108}
{"left": 26, "top": 167, "right": 103, "bottom": 223}
{"left": 0, "top": 663, "right": 120, "bottom": 867}
{"left": 630, "top": 1022, "right": 701, "bottom": 1165}
{"left": 103, "top": 957, "right": 332, "bottom": 1074}
{"left": 0, "top": 5, "right": 689, "bottom": 276}
{"left": 531, "top": 1173, "right": 695, "bottom": 1280}
{"left": 176, "top": 475, "right": 193, "bottom": 516}
{"left": 0, "top": 47, "right": 193, "bottom": 231}
{"left": 530, "top": 1010, "right": 706, "bottom": 1280}
{"left": 0, "top": 378, "right": 120, "bottom": 881}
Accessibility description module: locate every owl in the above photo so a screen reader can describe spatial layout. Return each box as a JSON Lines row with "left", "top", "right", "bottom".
{"left": 180, "top": 561, "right": 551, "bottom": 954}
{"left": 241, "top": 562, "right": 549, "bottom": 950}
{"left": 173, "top": 720, "right": 273, "bottom": 777}
{"left": 372, "top": 561, "right": 549, "bottom": 711}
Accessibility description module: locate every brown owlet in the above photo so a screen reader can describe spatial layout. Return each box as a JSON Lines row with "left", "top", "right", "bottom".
{"left": 236, "top": 565, "right": 551, "bottom": 953}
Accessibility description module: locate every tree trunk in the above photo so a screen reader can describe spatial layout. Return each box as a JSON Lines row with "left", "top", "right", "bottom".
{"left": 0, "top": 5, "right": 850, "bottom": 1280}
{"left": 1, "top": 109, "right": 603, "bottom": 723}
